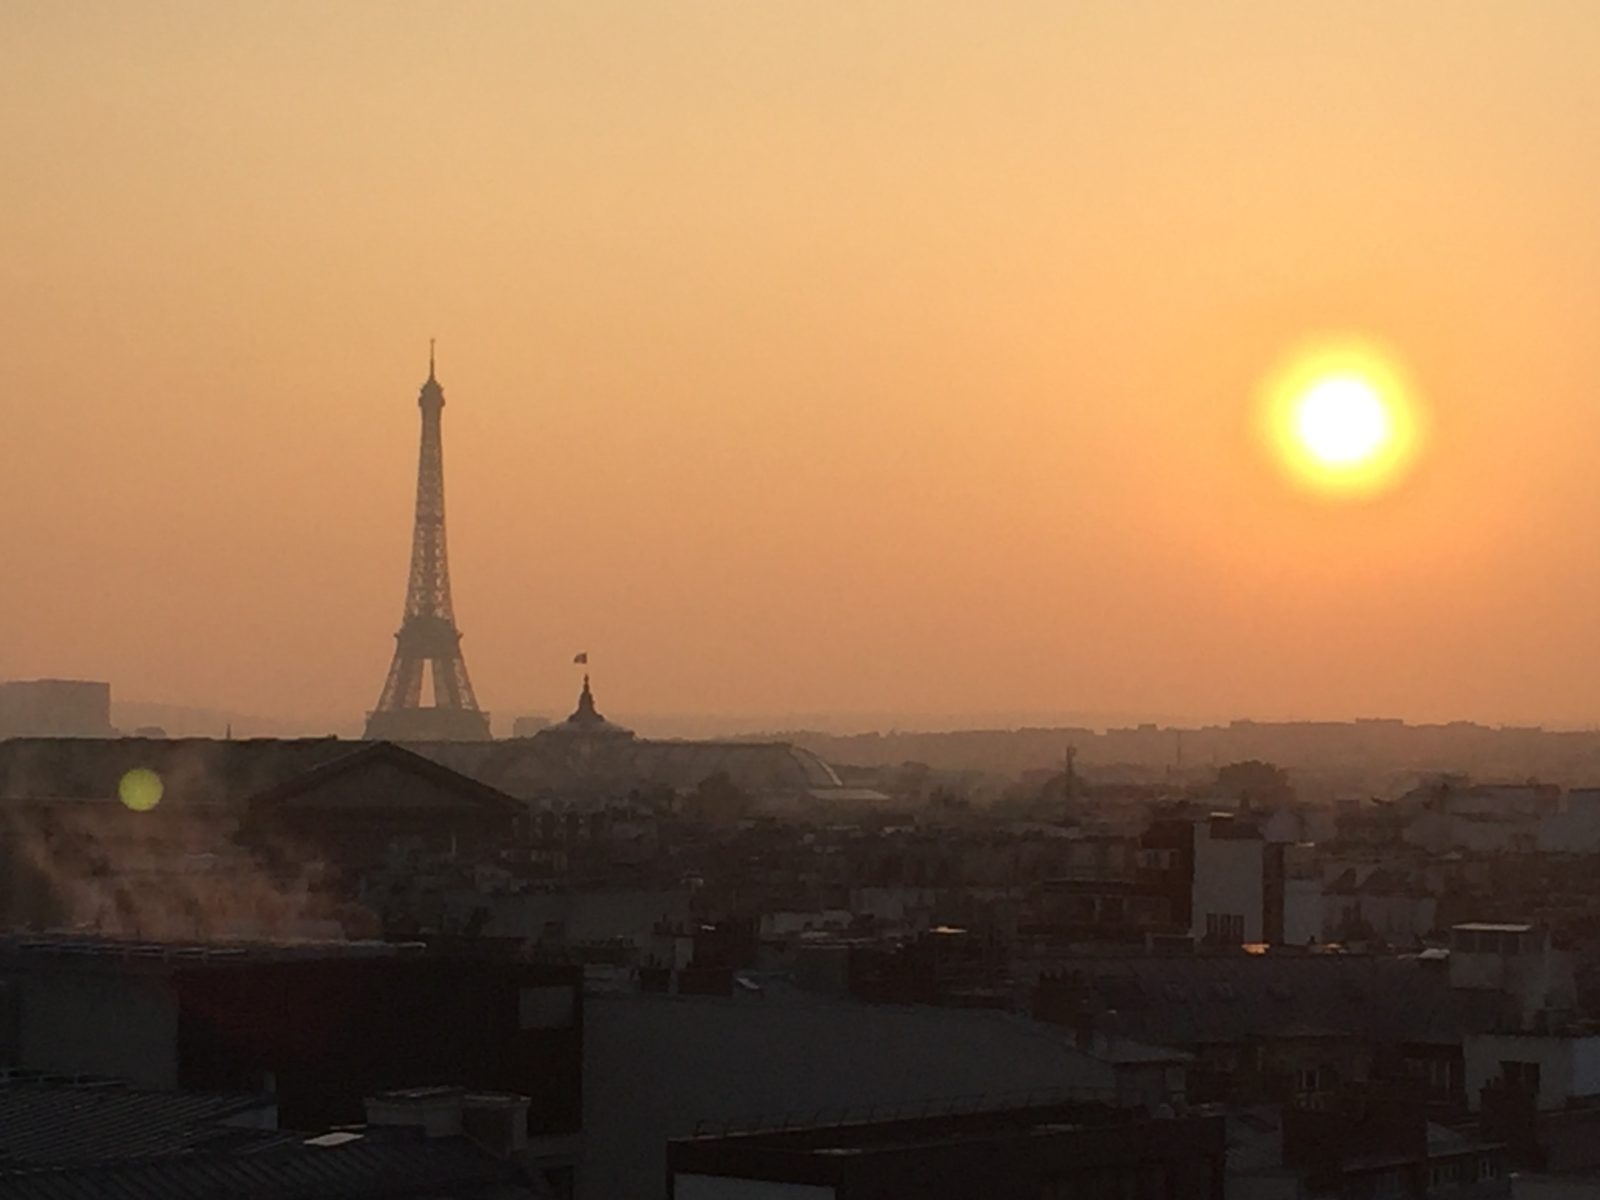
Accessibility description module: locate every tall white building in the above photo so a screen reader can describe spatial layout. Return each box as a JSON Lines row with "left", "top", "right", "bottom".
{"left": 1189, "top": 814, "right": 1264, "bottom": 945}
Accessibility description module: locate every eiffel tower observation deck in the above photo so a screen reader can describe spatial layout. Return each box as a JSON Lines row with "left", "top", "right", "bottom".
{"left": 365, "top": 346, "right": 491, "bottom": 741}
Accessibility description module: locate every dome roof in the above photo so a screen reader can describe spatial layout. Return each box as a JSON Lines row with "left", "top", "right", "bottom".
{"left": 543, "top": 676, "right": 633, "bottom": 739}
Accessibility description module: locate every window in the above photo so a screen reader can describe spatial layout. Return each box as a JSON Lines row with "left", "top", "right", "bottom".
{"left": 1414, "top": 1057, "right": 1455, "bottom": 1096}
{"left": 1129, "top": 896, "right": 1168, "bottom": 923}
{"left": 1205, "top": 912, "right": 1245, "bottom": 944}
{"left": 1500, "top": 1060, "right": 1541, "bottom": 1094}
{"left": 1477, "top": 1156, "right": 1501, "bottom": 1181}
{"left": 1296, "top": 1066, "right": 1337, "bottom": 1093}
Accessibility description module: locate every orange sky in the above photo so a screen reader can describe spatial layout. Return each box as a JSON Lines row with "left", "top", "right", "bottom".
{"left": 6, "top": 2, "right": 1600, "bottom": 733}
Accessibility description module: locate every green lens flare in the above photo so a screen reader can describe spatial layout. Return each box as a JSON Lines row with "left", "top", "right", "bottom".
{"left": 118, "top": 768, "right": 163, "bottom": 812}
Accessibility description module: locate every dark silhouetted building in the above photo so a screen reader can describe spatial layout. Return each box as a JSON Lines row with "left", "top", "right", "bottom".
{"left": 0, "top": 936, "right": 582, "bottom": 1173}
{"left": 237, "top": 740, "right": 524, "bottom": 874}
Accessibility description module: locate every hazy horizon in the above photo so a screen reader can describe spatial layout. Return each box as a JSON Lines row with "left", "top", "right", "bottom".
{"left": 105, "top": 692, "right": 1600, "bottom": 743}
{"left": 10, "top": 3, "right": 1600, "bottom": 730}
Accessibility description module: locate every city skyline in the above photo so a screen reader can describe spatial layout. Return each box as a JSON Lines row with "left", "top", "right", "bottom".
{"left": 12, "top": 9, "right": 1600, "bottom": 1195}
{"left": 8, "top": 4, "right": 1600, "bottom": 730}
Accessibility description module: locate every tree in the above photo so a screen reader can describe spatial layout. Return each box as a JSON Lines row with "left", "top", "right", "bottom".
{"left": 1216, "top": 760, "right": 1294, "bottom": 808}
{"left": 685, "top": 771, "right": 752, "bottom": 825}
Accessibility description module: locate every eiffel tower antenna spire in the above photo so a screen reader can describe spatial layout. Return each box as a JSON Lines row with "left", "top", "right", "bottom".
{"left": 364, "top": 350, "right": 491, "bottom": 741}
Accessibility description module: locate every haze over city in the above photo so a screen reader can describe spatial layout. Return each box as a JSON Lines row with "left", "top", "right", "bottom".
{"left": 21, "top": 7, "right": 1600, "bottom": 1200}
{"left": 9, "top": 2, "right": 1600, "bottom": 733}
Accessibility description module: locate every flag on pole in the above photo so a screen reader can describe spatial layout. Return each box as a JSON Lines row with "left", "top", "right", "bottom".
{"left": 573, "top": 652, "right": 588, "bottom": 664}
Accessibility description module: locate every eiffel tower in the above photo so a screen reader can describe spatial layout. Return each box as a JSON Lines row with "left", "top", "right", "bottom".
{"left": 365, "top": 345, "right": 491, "bottom": 741}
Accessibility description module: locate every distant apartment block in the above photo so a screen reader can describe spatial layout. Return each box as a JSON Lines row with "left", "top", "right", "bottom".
{"left": 0, "top": 679, "right": 113, "bottom": 738}
{"left": 1192, "top": 813, "right": 1266, "bottom": 945}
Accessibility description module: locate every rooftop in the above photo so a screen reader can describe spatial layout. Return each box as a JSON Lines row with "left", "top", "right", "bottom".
{"left": 0, "top": 1078, "right": 281, "bottom": 1169}
{"left": 540, "top": 675, "right": 633, "bottom": 739}
{"left": 1034, "top": 952, "right": 1505, "bottom": 1046}
{"left": 680, "top": 1097, "right": 1205, "bottom": 1154}
{"left": 0, "top": 934, "right": 425, "bottom": 971}
{"left": 0, "top": 731, "right": 845, "bottom": 801}
{"left": 0, "top": 1133, "right": 535, "bottom": 1200}
{"left": 0, "top": 1078, "right": 542, "bottom": 1199}
{"left": 670, "top": 1100, "right": 1224, "bottom": 1192}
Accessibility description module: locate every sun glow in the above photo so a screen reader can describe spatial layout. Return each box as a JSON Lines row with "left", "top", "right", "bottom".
{"left": 1262, "top": 340, "right": 1423, "bottom": 498}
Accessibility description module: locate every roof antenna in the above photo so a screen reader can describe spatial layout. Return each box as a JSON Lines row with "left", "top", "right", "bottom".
{"left": 428, "top": 337, "right": 436, "bottom": 380}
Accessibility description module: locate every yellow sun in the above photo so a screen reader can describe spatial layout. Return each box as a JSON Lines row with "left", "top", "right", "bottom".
{"left": 1293, "top": 377, "right": 1390, "bottom": 467}
{"left": 1261, "top": 339, "right": 1423, "bottom": 498}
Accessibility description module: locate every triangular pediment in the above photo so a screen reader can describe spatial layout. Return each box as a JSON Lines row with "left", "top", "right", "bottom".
{"left": 246, "top": 742, "right": 520, "bottom": 815}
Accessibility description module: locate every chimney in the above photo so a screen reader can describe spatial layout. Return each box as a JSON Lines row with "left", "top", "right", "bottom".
{"left": 462, "top": 1092, "right": 531, "bottom": 1158}
{"left": 364, "top": 1086, "right": 465, "bottom": 1138}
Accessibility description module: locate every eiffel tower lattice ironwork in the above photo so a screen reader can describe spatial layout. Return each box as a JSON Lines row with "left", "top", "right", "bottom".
{"left": 365, "top": 345, "right": 491, "bottom": 741}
